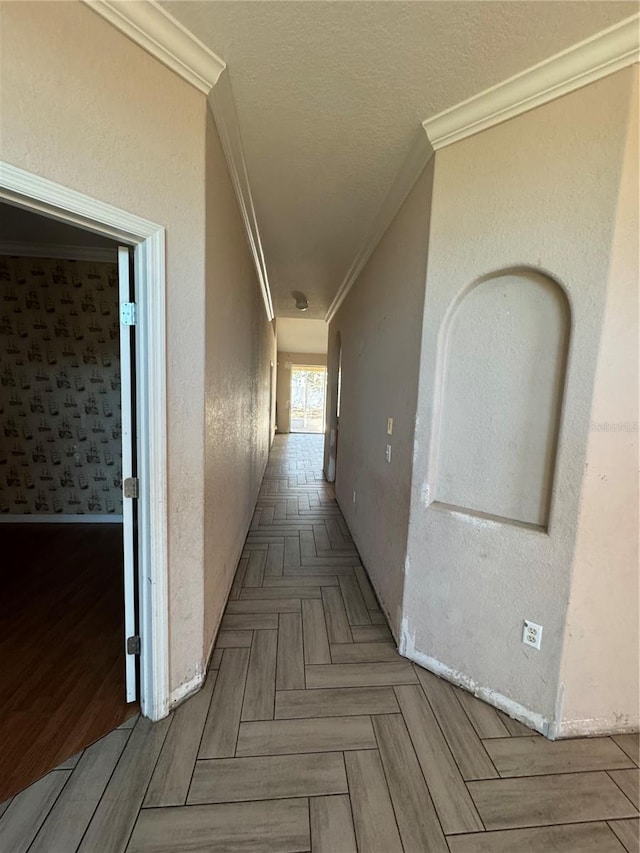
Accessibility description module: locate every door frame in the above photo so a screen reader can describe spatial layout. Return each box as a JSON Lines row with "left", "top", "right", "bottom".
{"left": 0, "top": 162, "right": 170, "bottom": 721}
{"left": 324, "top": 331, "right": 342, "bottom": 482}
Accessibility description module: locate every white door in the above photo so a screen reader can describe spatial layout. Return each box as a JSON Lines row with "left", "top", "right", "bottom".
{"left": 118, "top": 247, "right": 138, "bottom": 702}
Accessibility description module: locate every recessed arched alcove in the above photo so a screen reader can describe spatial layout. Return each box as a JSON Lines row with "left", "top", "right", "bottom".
{"left": 433, "top": 269, "right": 570, "bottom": 528}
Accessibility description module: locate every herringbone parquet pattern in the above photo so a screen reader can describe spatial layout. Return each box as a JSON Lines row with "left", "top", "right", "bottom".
{"left": 1, "top": 434, "right": 638, "bottom": 852}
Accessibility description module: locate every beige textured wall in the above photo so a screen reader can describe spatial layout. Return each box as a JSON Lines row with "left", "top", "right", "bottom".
{"left": 403, "top": 69, "right": 636, "bottom": 734}
{"left": 557, "top": 69, "right": 639, "bottom": 735}
{"left": 276, "top": 352, "right": 327, "bottom": 434}
{"left": 0, "top": 1, "right": 273, "bottom": 704}
{"left": 326, "top": 162, "right": 434, "bottom": 634}
{"left": 203, "top": 107, "right": 276, "bottom": 659}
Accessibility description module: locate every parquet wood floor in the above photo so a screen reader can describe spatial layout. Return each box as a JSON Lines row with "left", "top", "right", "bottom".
{"left": 1, "top": 436, "right": 637, "bottom": 852}
{"left": 0, "top": 524, "right": 137, "bottom": 802}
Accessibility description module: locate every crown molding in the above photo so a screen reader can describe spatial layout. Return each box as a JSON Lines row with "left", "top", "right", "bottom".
{"left": 83, "top": 1, "right": 274, "bottom": 321}
{"left": 83, "top": 0, "right": 226, "bottom": 94}
{"left": 209, "top": 73, "right": 274, "bottom": 321}
{"left": 329, "top": 14, "right": 638, "bottom": 323}
{"left": 423, "top": 14, "right": 640, "bottom": 150}
{"left": 326, "top": 128, "right": 433, "bottom": 324}
{"left": 0, "top": 241, "right": 117, "bottom": 263}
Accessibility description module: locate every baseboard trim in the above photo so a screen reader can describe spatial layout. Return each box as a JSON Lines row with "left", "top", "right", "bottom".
{"left": 550, "top": 715, "right": 640, "bottom": 739}
{"left": 399, "top": 629, "right": 550, "bottom": 737}
{"left": 169, "top": 671, "right": 205, "bottom": 711}
{"left": 0, "top": 514, "right": 123, "bottom": 523}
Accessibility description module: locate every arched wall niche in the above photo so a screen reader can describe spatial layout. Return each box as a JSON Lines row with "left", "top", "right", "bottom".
{"left": 431, "top": 268, "right": 570, "bottom": 529}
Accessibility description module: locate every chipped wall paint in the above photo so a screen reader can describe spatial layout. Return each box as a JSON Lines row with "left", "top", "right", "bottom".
{"left": 169, "top": 670, "right": 205, "bottom": 710}
{"left": 400, "top": 617, "right": 550, "bottom": 736}
{"left": 553, "top": 715, "right": 640, "bottom": 739}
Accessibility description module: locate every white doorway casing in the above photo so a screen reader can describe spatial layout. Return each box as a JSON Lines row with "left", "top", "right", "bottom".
{"left": 0, "top": 162, "right": 170, "bottom": 721}
{"left": 324, "top": 331, "right": 342, "bottom": 482}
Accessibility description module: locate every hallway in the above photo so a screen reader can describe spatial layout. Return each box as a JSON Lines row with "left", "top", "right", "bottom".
{"left": 0, "top": 434, "right": 638, "bottom": 852}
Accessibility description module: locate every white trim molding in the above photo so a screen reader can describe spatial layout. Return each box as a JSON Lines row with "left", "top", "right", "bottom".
{"left": 0, "top": 240, "right": 117, "bottom": 264}
{"left": 0, "top": 161, "right": 170, "bottom": 723}
{"left": 83, "top": 0, "right": 225, "bottom": 93}
{"left": 209, "top": 73, "right": 274, "bottom": 321}
{"left": 0, "top": 164, "right": 159, "bottom": 243}
{"left": 134, "top": 225, "right": 170, "bottom": 721}
{"left": 423, "top": 14, "right": 640, "bottom": 150}
{"left": 326, "top": 128, "right": 433, "bottom": 323}
{"left": 83, "top": 0, "right": 274, "bottom": 322}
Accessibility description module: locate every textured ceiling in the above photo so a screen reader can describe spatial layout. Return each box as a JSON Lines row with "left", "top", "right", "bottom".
{"left": 163, "top": 1, "right": 636, "bottom": 319}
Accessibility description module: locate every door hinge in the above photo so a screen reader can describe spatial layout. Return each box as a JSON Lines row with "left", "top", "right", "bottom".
{"left": 123, "top": 477, "right": 139, "bottom": 499}
{"left": 127, "top": 635, "right": 141, "bottom": 655}
{"left": 120, "top": 302, "right": 137, "bottom": 326}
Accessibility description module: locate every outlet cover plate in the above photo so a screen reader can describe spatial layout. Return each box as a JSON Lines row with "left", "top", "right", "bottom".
{"left": 523, "top": 619, "right": 543, "bottom": 650}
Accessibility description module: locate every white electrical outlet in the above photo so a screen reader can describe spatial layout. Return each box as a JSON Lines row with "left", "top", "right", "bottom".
{"left": 523, "top": 620, "right": 543, "bottom": 650}
{"left": 385, "top": 444, "right": 392, "bottom": 463}
{"left": 387, "top": 417, "right": 393, "bottom": 435}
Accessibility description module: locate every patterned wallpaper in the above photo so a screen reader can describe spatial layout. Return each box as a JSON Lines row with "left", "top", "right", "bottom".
{"left": 0, "top": 255, "right": 122, "bottom": 515}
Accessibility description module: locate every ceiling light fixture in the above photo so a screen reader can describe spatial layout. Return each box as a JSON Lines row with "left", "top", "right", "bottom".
{"left": 292, "top": 290, "right": 308, "bottom": 312}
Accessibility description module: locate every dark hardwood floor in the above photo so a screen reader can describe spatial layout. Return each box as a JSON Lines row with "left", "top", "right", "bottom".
{"left": 0, "top": 524, "right": 137, "bottom": 801}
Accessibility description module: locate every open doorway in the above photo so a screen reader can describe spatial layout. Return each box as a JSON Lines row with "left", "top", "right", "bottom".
{"left": 274, "top": 317, "right": 328, "bottom": 435}
{"left": 1, "top": 162, "right": 170, "bottom": 741}
{"left": 0, "top": 203, "right": 139, "bottom": 799}
{"left": 290, "top": 364, "right": 327, "bottom": 434}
